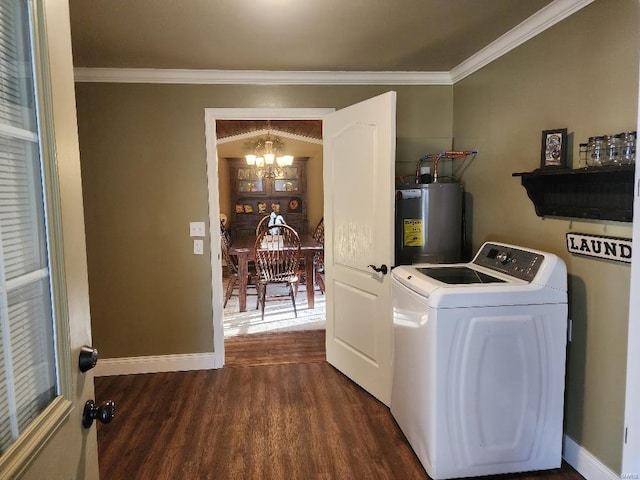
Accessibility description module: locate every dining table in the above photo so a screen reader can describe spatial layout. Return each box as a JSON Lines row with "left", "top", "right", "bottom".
{"left": 227, "top": 233, "right": 324, "bottom": 312}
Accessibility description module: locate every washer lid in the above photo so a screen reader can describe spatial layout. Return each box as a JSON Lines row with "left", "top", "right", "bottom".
{"left": 392, "top": 263, "right": 566, "bottom": 308}
{"left": 415, "top": 266, "right": 506, "bottom": 285}
{"left": 392, "top": 263, "right": 521, "bottom": 295}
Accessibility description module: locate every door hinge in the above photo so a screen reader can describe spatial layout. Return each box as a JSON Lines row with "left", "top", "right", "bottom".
{"left": 625, "top": 427, "right": 628, "bottom": 444}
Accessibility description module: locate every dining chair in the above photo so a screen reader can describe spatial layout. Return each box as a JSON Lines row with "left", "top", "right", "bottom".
{"left": 254, "top": 224, "right": 301, "bottom": 320}
{"left": 221, "top": 231, "right": 257, "bottom": 308}
{"left": 220, "top": 219, "right": 231, "bottom": 244}
{"left": 255, "top": 215, "right": 271, "bottom": 236}
{"left": 312, "top": 218, "right": 325, "bottom": 293}
{"left": 312, "top": 217, "right": 324, "bottom": 243}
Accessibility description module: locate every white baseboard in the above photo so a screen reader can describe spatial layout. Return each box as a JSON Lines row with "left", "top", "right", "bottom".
{"left": 563, "top": 434, "right": 619, "bottom": 480}
{"left": 94, "top": 352, "right": 220, "bottom": 377}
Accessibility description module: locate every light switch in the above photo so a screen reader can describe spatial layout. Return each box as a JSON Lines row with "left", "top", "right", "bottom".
{"left": 193, "top": 239, "right": 204, "bottom": 255}
{"left": 190, "top": 222, "right": 206, "bottom": 237}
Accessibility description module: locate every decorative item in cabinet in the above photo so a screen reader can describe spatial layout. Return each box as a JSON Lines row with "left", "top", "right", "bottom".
{"left": 287, "top": 197, "right": 302, "bottom": 213}
{"left": 228, "top": 157, "right": 307, "bottom": 196}
{"left": 512, "top": 165, "right": 634, "bottom": 222}
{"left": 227, "top": 157, "right": 309, "bottom": 236}
{"left": 274, "top": 166, "right": 301, "bottom": 193}
{"left": 236, "top": 166, "right": 265, "bottom": 193}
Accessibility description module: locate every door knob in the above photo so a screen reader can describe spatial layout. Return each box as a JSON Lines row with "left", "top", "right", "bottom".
{"left": 367, "top": 264, "right": 388, "bottom": 275}
{"left": 82, "top": 399, "right": 116, "bottom": 428}
{"left": 79, "top": 345, "right": 98, "bottom": 372}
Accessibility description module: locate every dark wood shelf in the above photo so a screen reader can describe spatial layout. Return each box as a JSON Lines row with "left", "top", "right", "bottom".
{"left": 512, "top": 165, "right": 635, "bottom": 222}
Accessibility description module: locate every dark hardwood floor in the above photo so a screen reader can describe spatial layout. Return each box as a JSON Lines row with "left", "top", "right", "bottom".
{"left": 95, "top": 330, "right": 584, "bottom": 480}
{"left": 225, "top": 329, "right": 326, "bottom": 366}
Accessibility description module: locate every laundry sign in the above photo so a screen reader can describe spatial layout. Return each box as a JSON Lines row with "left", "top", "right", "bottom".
{"left": 566, "top": 233, "right": 632, "bottom": 263}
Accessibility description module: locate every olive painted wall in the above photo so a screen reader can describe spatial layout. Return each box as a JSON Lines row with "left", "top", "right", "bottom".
{"left": 75, "top": 85, "right": 453, "bottom": 358}
{"left": 453, "top": 0, "right": 639, "bottom": 472}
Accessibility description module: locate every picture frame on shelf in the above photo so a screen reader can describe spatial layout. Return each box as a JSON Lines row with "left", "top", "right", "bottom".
{"left": 540, "top": 128, "right": 568, "bottom": 169}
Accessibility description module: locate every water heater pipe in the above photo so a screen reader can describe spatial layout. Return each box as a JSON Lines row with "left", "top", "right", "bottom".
{"left": 415, "top": 150, "right": 478, "bottom": 183}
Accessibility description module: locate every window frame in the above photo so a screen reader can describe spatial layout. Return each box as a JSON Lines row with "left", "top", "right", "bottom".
{"left": 0, "top": 0, "right": 73, "bottom": 476}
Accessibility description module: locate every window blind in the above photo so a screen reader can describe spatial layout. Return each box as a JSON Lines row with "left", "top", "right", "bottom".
{"left": 0, "top": 0, "right": 56, "bottom": 454}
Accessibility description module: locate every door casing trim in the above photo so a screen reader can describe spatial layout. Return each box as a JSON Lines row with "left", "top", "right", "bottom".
{"left": 204, "top": 108, "right": 334, "bottom": 368}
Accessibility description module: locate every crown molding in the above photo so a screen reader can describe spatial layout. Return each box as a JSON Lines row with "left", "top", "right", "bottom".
{"left": 73, "top": 68, "right": 452, "bottom": 85}
{"left": 450, "top": 0, "right": 595, "bottom": 83}
{"left": 73, "top": 0, "right": 593, "bottom": 86}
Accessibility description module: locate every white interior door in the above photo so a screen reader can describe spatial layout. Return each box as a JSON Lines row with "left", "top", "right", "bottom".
{"left": 622, "top": 63, "right": 640, "bottom": 477}
{"left": 323, "top": 91, "right": 396, "bottom": 406}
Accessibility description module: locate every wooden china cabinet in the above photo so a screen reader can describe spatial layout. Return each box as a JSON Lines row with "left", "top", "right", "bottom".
{"left": 226, "top": 157, "right": 309, "bottom": 237}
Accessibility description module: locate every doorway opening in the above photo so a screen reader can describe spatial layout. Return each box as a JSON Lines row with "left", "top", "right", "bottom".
{"left": 204, "top": 108, "right": 334, "bottom": 368}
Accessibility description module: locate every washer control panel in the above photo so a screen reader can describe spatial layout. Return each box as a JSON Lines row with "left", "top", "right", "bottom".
{"left": 473, "top": 243, "right": 544, "bottom": 282}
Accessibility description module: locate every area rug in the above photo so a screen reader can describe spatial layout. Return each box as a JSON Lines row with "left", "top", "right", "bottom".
{"left": 223, "top": 282, "right": 326, "bottom": 338}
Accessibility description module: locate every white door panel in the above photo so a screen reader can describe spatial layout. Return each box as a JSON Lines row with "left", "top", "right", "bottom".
{"left": 332, "top": 123, "right": 377, "bottom": 269}
{"left": 333, "top": 280, "right": 378, "bottom": 363}
{"left": 324, "top": 91, "right": 396, "bottom": 406}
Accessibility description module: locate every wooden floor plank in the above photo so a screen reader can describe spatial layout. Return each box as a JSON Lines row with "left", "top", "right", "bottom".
{"left": 95, "top": 330, "right": 584, "bottom": 480}
{"left": 224, "top": 329, "right": 326, "bottom": 366}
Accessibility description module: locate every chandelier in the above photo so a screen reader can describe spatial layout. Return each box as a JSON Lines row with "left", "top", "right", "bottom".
{"left": 244, "top": 124, "right": 293, "bottom": 178}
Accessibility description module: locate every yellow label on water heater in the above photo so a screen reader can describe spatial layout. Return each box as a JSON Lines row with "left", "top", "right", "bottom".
{"left": 403, "top": 219, "right": 423, "bottom": 247}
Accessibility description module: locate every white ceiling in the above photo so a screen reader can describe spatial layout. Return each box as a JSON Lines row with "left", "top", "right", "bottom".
{"left": 69, "top": 0, "right": 593, "bottom": 153}
{"left": 70, "top": 0, "right": 569, "bottom": 75}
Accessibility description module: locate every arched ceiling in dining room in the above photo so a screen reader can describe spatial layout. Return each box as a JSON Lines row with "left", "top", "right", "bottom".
{"left": 216, "top": 120, "right": 323, "bottom": 142}
{"left": 215, "top": 120, "right": 324, "bottom": 159}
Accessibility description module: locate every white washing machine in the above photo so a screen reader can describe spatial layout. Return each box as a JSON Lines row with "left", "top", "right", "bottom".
{"left": 391, "top": 242, "right": 568, "bottom": 480}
